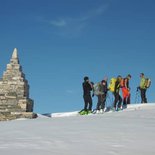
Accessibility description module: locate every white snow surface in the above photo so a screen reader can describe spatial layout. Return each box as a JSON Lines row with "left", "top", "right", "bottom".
{"left": 0, "top": 103, "right": 155, "bottom": 155}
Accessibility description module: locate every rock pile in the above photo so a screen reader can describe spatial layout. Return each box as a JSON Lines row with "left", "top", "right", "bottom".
{"left": 0, "top": 48, "right": 37, "bottom": 121}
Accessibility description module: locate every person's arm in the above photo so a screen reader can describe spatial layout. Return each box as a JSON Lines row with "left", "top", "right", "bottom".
{"left": 125, "top": 79, "right": 128, "bottom": 88}
{"left": 82, "top": 82, "right": 86, "bottom": 93}
{"left": 88, "top": 81, "right": 93, "bottom": 90}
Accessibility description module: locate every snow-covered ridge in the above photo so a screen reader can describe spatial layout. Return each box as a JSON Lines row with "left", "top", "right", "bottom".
{"left": 50, "top": 103, "right": 155, "bottom": 118}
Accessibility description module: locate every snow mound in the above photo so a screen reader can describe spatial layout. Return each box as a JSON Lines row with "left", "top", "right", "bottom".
{"left": 51, "top": 111, "right": 79, "bottom": 117}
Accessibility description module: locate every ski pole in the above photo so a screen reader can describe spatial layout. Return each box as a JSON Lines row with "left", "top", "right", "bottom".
{"left": 135, "top": 89, "right": 140, "bottom": 103}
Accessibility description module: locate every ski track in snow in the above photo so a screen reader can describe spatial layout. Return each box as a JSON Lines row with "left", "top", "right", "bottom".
{"left": 0, "top": 103, "right": 155, "bottom": 155}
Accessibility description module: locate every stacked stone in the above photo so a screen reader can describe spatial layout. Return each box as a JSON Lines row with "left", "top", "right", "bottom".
{"left": 0, "top": 48, "right": 36, "bottom": 121}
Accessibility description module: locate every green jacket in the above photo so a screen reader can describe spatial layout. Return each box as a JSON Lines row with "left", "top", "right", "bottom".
{"left": 140, "top": 77, "right": 146, "bottom": 89}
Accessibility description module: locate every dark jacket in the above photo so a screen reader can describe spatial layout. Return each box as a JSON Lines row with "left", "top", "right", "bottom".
{"left": 114, "top": 80, "right": 121, "bottom": 94}
{"left": 83, "top": 81, "right": 92, "bottom": 96}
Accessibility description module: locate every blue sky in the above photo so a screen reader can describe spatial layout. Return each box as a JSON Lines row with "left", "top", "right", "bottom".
{"left": 0, "top": 0, "right": 155, "bottom": 113}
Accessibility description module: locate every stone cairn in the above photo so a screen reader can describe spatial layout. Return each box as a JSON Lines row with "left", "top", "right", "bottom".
{"left": 0, "top": 48, "right": 37, "bottom": 121}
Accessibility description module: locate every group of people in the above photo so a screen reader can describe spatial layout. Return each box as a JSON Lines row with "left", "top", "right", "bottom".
{"left": 81, "top": 73, "right": 150, "bottom": 114}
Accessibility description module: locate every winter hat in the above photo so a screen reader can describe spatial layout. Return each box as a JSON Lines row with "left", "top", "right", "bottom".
{"left": 140, "top": 73, "right": 144, "bottom": 76}
{"left": 127, "top": 74, "right": 131, "bottom": 79}
{"left": 101, "top": 80, "right": 106, "bottom": 83}
{"left": 84, "top": 76, "right": 89, "bottom": 81}
{"left": 117, "top": 75, "right": 122, "bottom": 79}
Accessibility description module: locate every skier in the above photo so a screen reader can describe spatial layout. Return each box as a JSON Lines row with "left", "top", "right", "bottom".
{"left": 113, "top": 75, "right": 122, "bottom": 111}
{"left": 80, "top": 76, "right": 93, "bottom": 115}
{"left": 95, "top": 80, "right": 108, "bottom": 114}
{"left": 138, "top": 73, "right": 147, "bottom": 103}
{"left": 121, "top": 74, "right": 131, "bottom": 108}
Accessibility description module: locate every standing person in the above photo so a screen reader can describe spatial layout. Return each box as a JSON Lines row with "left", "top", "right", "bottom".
{"left": 138, "top": 73, "right": 147, "bottom": 103}
{"left": 121, "top": 74, "right": 131, "bottom": 108}
{"left": 80, "top": 76, "right": 93, "bottom": 115}
{"left": 95, "top": 80, "right": 108, "bottom": 113}
{"left": 102, "top": 76, "right": 108, "bottom": 98}
{"left": 113, "top": 75, "right": 122, "bottom": 111}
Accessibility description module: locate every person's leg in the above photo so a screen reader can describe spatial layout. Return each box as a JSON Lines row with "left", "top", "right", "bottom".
{"left": 141, "top": 89, "right": 146, "bottom": 103}
{"left": 113, "top": 93, "right": 119, "bottom": 109}
{"left": 122, "top": 88, "right": 129, "bottom": 106}
{"left": 83, "top": 95, "right": 88, "bottom": 110}
{"left": 123, "top": 97, "right": 126, "bottom": 106}
{"left": 140, "top": 89, "right": 143, "bottom": 103}
{"left": 88, "top": 95, "right": 93, "bottom": 111}
{"left": 127, "top": 94, "right": 131, "bottom": 104}
{"left": 96, "top": 95, "right": 102, "bottom": 110}
{"left": 118, "top": 95, "right": 122, "bottom": 108}
{"left": 101, "top": 94, "right": 106, "bottom": 110}
{"left": 143, "top": 89, "right": 147, "bottom": 103}
{"left": 122, "top": 97, "right": 127, "bottom": 109}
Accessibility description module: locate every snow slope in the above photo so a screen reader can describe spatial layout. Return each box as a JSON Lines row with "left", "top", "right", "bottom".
{"left": 0, "top": 103, "right": 155, "bottom": 155}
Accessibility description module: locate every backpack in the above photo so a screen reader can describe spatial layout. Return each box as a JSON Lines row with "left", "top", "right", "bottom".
{"left": 93, "top": 83, "right": 101, "bottom": 95}
{"left": 108, "top": 78, "right": 117, "bottom": 92}
{"left": 144, "top": 78, "right": 151, "bottom": 88}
